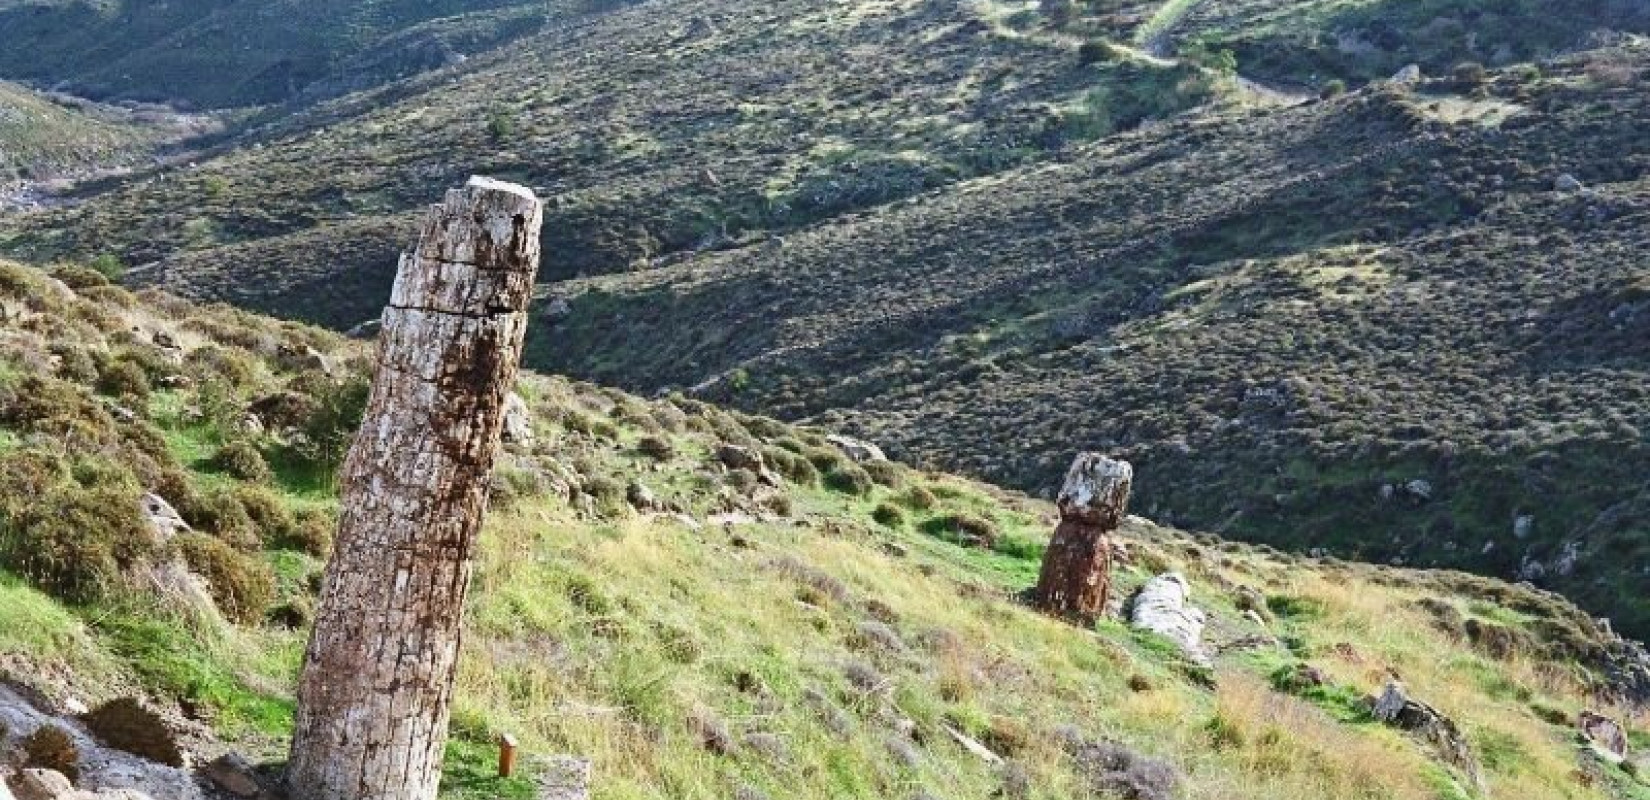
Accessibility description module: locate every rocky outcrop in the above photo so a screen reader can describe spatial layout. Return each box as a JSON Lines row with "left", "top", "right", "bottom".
{"left": 825, "top": 434, "right": 885, "bottom": 463}
{"left": 1579, "top": 710, "right": 1628, "bottom": 760}
{"left": 502, "top": 392, "right": 535, "bottom": 447}
{"left": 137, "top": 494, "right": 189, "bottom": 542}
{"left": 1371, "top": 681, "right": 1482, "bottom": 788}
{"left": 0, "top": 684, "right": 206, "bottom": 800}
{"left": 1129, "top": 574, "right": 1208, "bottom": 664}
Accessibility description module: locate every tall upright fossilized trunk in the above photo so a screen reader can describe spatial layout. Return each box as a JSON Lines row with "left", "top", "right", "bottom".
{"left": 1034, "top": 453, "right": 1133, "bottom": 622}
{"left": 286, "top": 177, "right": 542, "bottom": 800}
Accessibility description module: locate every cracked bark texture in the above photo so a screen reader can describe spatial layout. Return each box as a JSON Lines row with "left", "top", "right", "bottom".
{"left": 286, "top": 177, "right": 542, "bottom": 800}
{"left": 1034, "top": 453, "right": 1132, "bottom": 621}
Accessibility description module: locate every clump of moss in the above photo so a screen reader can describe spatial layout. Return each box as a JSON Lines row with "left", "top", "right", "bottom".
{"left": 172, "top": 532, "right": 275, "bottom": 625}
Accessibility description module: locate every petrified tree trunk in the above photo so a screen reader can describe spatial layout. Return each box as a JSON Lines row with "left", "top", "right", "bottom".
{"left": 1034, "top": 453, "right": 1133, "bottom": 621}
{"left": 286, "top": 177, "right": 542, "bottom": 800}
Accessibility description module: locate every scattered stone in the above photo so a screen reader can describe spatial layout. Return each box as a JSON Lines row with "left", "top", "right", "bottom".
{"left": 714, "top": 444, "right": 782, "bottom": 487}
{"left": 10, "top": 769, "right": 73, "bottom": 800}
{"left": 529, "top": 755, "right": 591, "bottom": 800}
{"left": 1554, "top": 173, "right": 1584, "bottom": 193}
{"left": 1371, "top": 681, "right": 1482, "bottom": 787}
{"left": 1403, "top": 479, "right": 1433, "bottom": 501}
{"left": 344, "top": 319, "right": 382, "bottom": 340}
{"left": 201, "top": 753, "right": 264, "bottom": 798}
{"left": 501, "top": 392, "right": 535, "bottom": 446}
{"left": 1129, "top": 573, "right": 1208, "bottom": 664}
{"left": 80, "top": 698, "right": 188, "bottom": 768}
{"left": 1391, "top": 64, "right": 1423, "bottom": 83}
{"left": 276, "top": 344, "right": 332, "bottom": 375}
{"left": 625, "top": 481, "right": 661, "bottom": 512}
{"left": 1579, "top": 710, "right": 1628, "bottom": 759}
{"left": 138, "top": 494, "right": 190, "bottom": 541}
{"left": 825, "top": 434, "right": 886, "bottom": 462}
{"left": 541, "top": 296, "right": 573, "bottom": 322}
{"left": 1513, "top": 514, "right": 1534, "bottom": 539}
{"left": 941, "top": 724, "right": 1003, "bottom": 765}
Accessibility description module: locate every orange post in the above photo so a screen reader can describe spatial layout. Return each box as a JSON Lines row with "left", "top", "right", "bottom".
{"left": 498, "top": 733, "right": 519, "bottom": 778}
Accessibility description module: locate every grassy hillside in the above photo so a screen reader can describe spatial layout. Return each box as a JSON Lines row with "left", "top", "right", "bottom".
{"left": 0, "top": 81, "right": 204, "bottom": 189}
{"left": 0, "top": 0, "right": 1257, "bottom": 324}
{"left": 0, "top": 258, "right": 1648, "bottom": 799}
{"left": 1174, "top": 0, "right": 1650, "bottom": 88}
{"left": 530, "top": 46, "right": 1650, "bottom": 635}
{"left": 0, "top": 0, "right": 585, "bottom": 109}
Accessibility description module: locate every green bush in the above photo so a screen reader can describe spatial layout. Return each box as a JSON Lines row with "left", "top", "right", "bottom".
{"left": 863, "top": 460, "right": 903, "bottom": 488}
{"left": 96, "top": 360, "right": 150, "bottom": 401}
{"left": 0, "top": 484, "right": 156, "bottom": 604}
{"left": 637, "top": 435, "right": 676, "bottom": 461}
{"left": 1078, "top": 40, "right": 1120, "bottom": 66}
{"left": 824, "top": 465, "right": 873, "bottom": 496}
{"left": 872, "top": 503, "right": 906, "bottom": 528}
{"left": 191, "top": 490, "right": 260, "bottom": 552}
{"left": 281, "top": 508, "right": 336, "bottom": 557}
{"left": 172, "top": 533, "right": 275, "bottom": 625}
{"left": 763, "top": 447, "right": 820, "bottom": 485}
{"left": 214, "top": 441, "right": 272, "bottom": 483}
{"left": 233, "top": 486, "right": 295, "bottom": 544}
{"left": 1320, "top": 79, "right": 1347, "bottom": 99}
{"left": 897, "top": 485, "right": 937, "bottom": 510}
{"left": 920, "top": 513, "right": 999, "bottom": 547}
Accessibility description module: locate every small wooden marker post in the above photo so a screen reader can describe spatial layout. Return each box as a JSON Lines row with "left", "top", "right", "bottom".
{"left": 498, "top": 733, "right": 519, "bottom": 778}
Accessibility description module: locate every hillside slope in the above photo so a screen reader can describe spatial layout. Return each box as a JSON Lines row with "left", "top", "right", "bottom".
{"left": 532, "top": 46, "right": 1650, "bottom": 635}
{"left": 0, "top": 259, "right": 1648, "bottom": 799}
{"left": 0, "top": 0, "right": 583, "bottom": 109}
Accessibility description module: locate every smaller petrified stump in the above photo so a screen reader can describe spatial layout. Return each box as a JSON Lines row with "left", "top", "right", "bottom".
{"left": 1034, "top": 454, "right": 1133, "bottom": 621}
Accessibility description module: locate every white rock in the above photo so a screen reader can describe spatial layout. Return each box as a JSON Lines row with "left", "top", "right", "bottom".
{"left": 825, "top": 434, "right": 886, "bottom": 462}
{"left": 1129, "top": 573, "right": 1208, "bottom": 664}
{"left": 502, "top": 392, "right": 535, "bottom": 446}
{"left": 138, "top": 493, "right": 190, "bottom": 542}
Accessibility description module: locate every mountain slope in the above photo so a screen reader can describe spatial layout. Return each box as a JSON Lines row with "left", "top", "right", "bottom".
{"left": 530, "top": 46, "right": 1650, "bottom": 634}
{"left": 0, "top": 259, "right": 1647, "bottom": 799}
{"left": 0, "top": 0, "right": 577, "bottom": 108}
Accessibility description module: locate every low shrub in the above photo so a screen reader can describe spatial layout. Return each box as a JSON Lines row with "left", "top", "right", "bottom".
{"left": 214, "top": 441, "right": 272, "bottom": 483}
{"left": 281, "top": 507, "right": 336, "bottom": 557}
{"left": 872, "top": 503, "right": 906, "bottom": 528}
{"left": 863, "top": 460, "right": 903, "bottom": 488}
{"left": 920, "top": 514, "right": 999, "bottom": 547}
{"left": 96, "top": 360, "right": 150, "bottom": 401}
{"left": 764, "top": 446, "right": 820, "bottom": 485}
{"left": 824, "top": 465, "right": 874, "bottom": 496}
{"left": 172, "top": 532, "right": 275, "bottom": 625}
{"left": 897, "top": 485, "right": 937, "bottom": 510}
{"left": 0, "top": 484, "right": 156, "bottom": 604}
{"left": 637, "top": 435, "right": 675, "bottom": 461}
